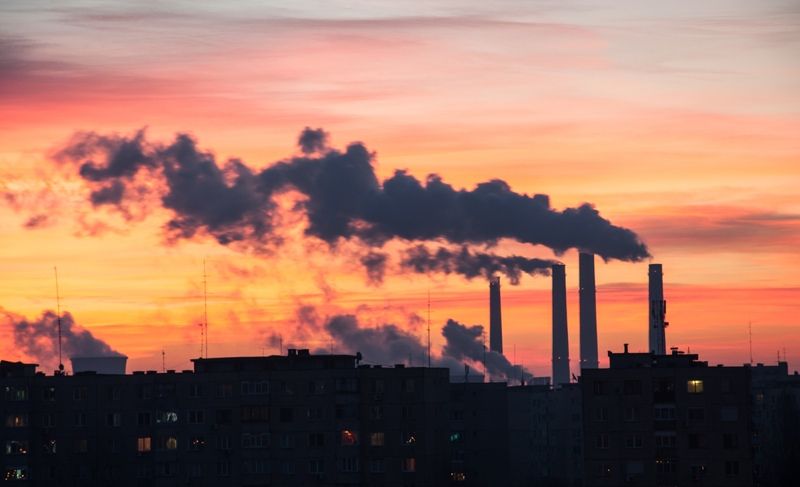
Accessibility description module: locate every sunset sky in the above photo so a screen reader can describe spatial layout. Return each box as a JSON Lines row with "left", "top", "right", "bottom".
{"left": 1, "top": 0, "right": 799, "bottom": 377}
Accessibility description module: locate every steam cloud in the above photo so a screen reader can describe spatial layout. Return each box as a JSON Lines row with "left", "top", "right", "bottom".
{"left": 6, "top": 310, "right": 122, "bottom": 371}
{"left": 402, "top": 245, "right": 557, "bottom": 284}
{"left": 293, "top": 306, "right": 531, "bottom": 381}
{"left": 53, "top": 128, "right": 649, "bottom": 276}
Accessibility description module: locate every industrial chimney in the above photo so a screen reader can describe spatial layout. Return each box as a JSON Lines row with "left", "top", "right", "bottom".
{"left": 489, "top": 276, "right": 503, "bottom": 354}
{"left": 579, "top": 253, "right": 598, "bottom": 369}
{"left": 648, "top": 264, "right": 667, "bottom": 355}
{"left": 551, "top": 264, "right": 570, "bottom": 385}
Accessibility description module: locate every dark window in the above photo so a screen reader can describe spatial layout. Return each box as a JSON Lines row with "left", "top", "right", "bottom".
{"left": 73, "top": 387, "right": 87, "bottom": 401}
{"left": 725, "top": 461, "right": 740, "bottom": 477}
{"left": 688, "top": 434, "right": 701, "bottom": 449}
{"left": 241, "top": 406, "right": 269, "bottom": 423}
{"left": 593, "top": 381, "right": 606, "bottom": 395}
{"left": 623, "top": 380, "right": 642, "bottom": 395}
{"left": 279, "top": 407, "right": 293, "bottom": 422}
{"left": 309, "top": 433, "right": 325, "bottom": 448}
{"left": 688, "top": 408, "right": 705, "bottom": 422}
{"left": 723, "top": 434, "right": 739, "bottom": 449}
{"left": 137, "top": 412, "right": 151, "bottom": 426}
{"left": 215, "top": 409, "right": 232, "bottom": 425}
{"left": 189, "top": 384, "right": 202, "bottom": 398}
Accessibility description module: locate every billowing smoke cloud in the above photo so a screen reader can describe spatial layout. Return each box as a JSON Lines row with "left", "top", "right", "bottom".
{"left": 53, "top": 127, "right": 649, "bottom": 272}
{"left": 442, "top": 319, "right": 531, "bottom": 382}
{"left": 5, "top": 310, "right": 122, "bottom": 371}
{"left": 402, "top": 244, "right": 557, "bottom": 284}
{"left": 291, "top": 306, "right": 531, "bottom": 381}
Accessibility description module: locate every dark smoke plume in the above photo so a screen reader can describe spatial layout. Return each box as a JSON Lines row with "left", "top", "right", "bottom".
{"left": 401, "top": 244, "right": 557, "bottom": 284}
{"left": 360, "top": 251, "right": 388, "bottom": 285}
{"left": 442, "top": 318, "right": 532, "bottom": 381}
{"left": 292, "top": 307, "right": 530, "bottom": 381}
{"left": 5, "top": 310, "right": 122, "bottom": 371}
{"left": 54, "top": 128, "right": 650, "bottom": 266}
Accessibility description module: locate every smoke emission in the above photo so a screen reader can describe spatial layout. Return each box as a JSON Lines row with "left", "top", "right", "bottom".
{"left": 402, "top": 244, "right": 557, "bottom": 284}
{"left": 442, "top": 319, "right": 532, "bottom": 382}
{"left": 291, "top": 306, "right": 530, "bottom": 381}
{"left": 6, "top": 310, "right": 122, "bottom": 371}
{"left": 54, "top": 127, "right": 650, "bottom": 275}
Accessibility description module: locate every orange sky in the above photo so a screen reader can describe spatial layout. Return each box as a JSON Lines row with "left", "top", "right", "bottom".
{"left": 1, "top": 1, "right": 799, "bottom": 377}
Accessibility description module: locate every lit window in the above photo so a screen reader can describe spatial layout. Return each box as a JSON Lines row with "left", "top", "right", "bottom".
{"left": 449, "top": 432, "right": 462, "bottom": 443}
{"left": 189, "top": 437, "right": 206, "bottom": 451}
{"left": 157, "top": 411, "right": 178, "bottom": 423}
{"left": 687, "top": 380, "right": 704, "bottom": 393}
{"left": 165, "top": 437, "right": 178, "bottom": 450}
{"left": 402, "top": 457, "right": 416, "bottom": 473}
{"left": 5, "top": 414, "right": 27, "bottom": 428}
{"left": 340, "top": 430, "right": 358, "bottom": 446}
{"left": 370, "top": 432, "right": 385, "bottom": 447}
{"left": 450, "top": 472, "right": 467, "bottom": 482}
{"left": 4, "top": 441, "right": 28, "bottom": 455}
{"left": 3, "top": 468, "right": 27, "bottom": 481}
{"left": 402, "top": 432, "right": 416, "bottom": 445}
{"left": 137, "top": 437, "right": 152, "bottom": 453}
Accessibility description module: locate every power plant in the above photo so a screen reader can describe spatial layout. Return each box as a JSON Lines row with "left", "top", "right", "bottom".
{"left": 578, "top": 252, "right": 598, "bottom": 370}
{"left": 551, "top": 264, "right": 570, "bottom": 386}
{"left": 489, "top": 276, "right": 503, "bottom": 354}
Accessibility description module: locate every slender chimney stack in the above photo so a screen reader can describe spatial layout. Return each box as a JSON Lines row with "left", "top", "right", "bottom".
{"left": 489, "top": 276, "right": 503, "bottom": 354}
{"left": 551, "top": 264, "right": 570, "bottom": 386}
{"left": 579, "top": 252, "right": 598, "bottom": 369}
{"left": 648, "top": 264, "right": 667, "bottom": 355}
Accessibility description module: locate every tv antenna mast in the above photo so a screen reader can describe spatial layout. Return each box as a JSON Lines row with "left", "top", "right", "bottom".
{"left": 427, "top": 289, "right": 431, "bottom": 368}
{"left": 748, "top": 321, "right": 753, "bottom": 365}
{"left": 203, "top": 259, "right": 209, "bottom": 359}
{"left": 53, "top": 266, "right": 64, "bottom": 374}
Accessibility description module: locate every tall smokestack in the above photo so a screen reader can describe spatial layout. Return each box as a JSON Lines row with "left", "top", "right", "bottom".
{"left": 648, "top": 264, "right": 667, "bottom": 355}
{"left": 489, "top": 276, "right": 503, "bottom": 354}
{"left": 579, "top": 253, "right": 598, "bottom": 369}
{"left": 551, "top": 264, "right": 570, "bottom": 386}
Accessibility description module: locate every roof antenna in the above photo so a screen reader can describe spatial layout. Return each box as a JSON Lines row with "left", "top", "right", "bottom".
{"left": 162, "top": 349, "right": 166, "bottom": 373}
{"left": 427, "top": 289, "right": 431, "bottom": 368}
{"left": 54, "top": 266, "right": 64, "bottom": 375}
{"left": 748, "top": 321, "right": 753, "bottom": 365}
{"left": 203, "top": 259, "right": 209, "bottom": 359}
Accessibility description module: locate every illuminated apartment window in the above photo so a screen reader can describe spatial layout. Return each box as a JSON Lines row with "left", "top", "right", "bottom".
{"left": 340, "top": 430, "right": 358, "bottom": 446}
{"left": 164, "top": 437, "right": 178, "bottom": 450}
{"left": 450, "top": 471, "right": 467, "bottom": 482}
{"left": 687, "top": 380, "right": 704, "bottom": 393}
{"left": 156, "top": 411, "right": 178, "bottom": 424}
{"left": 402, "top": 432, "right": 417, "bottom": 446}
{"left": 3, "top": 467, "right": 28, "bottom": 481}
{"left": 370, "top": 432, "right": 385, "bottom": 447}
{"left": 5, "top": 414, "right": 28, "bottom": 428}
{"left": 189, "top": 437, "right": 206, "bottom": 451}
{"left": 43, "top": 439, "right": 57, "bottom": 454}
{"left": 4, "top": 440, "right": 29, "bottom": 455}
{"left": 402, "top": 457, "right": 416, "bottom": 473}
{"left": 137, "top": 436, "right": 152, "bottom": 453}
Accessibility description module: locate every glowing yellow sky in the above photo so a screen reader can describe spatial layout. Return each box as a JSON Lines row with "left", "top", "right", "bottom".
{"left": 1, "top": 1, "right": 799, "bottom": 375}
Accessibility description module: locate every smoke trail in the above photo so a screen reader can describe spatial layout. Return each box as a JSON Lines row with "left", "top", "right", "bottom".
{"left": 401, "top": 244, "right": 557, "bottom": 284}
{"left": 52, "top": 128, "right": 649, "bottom": 267}
{"left": 4, "top": 310, "right": 122, "bottom": 371}
{"left": 289, "top": 306, "right": 530, "bottom": 381}
{"left": 441, "top": 319, "right": 532, "bottom": 381}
